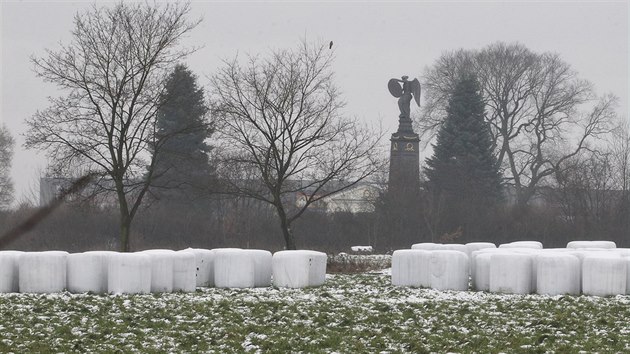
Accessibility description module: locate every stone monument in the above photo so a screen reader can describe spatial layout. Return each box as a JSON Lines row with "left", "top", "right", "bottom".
{"left": 387, "top": 76, "right": 421, "bottom": 199}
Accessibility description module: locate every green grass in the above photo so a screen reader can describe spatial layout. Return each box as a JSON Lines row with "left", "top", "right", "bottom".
{"left": 1, "top": 273, "right": 629, "bottom": 352}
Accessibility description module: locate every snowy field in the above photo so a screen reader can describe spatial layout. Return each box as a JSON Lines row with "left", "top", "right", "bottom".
{"left": 1, "top": 270, "right": 629, "bottom": 352}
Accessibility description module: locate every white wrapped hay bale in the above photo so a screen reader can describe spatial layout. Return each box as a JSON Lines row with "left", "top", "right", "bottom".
{"left": 142, "top": 250, "right": 175, "bottom": 293}
{"left": 272, "top": 250, "right": 327, "bottom": 288}
{"left": 186, "top": 248, "right": 215, "bottom": 287}
{"left": 489, "top": 253, "right": 533, "bottom": 294}
{"left": 173, "top": 251, "right": 196, "bottom": 292}
{"left": 244, "top": 249, "right": 272, "bottom": 287}
{"left": 0, "top": 251, "right": 23, "bottom": 293}
{"left": 429, "top": 250, "right": 469, "bottom": 291}
{"left": 613, "top": 248, "right": 630, "bottom": 258}
{"left": 471, "top": 252, "right": 492, "bottom": 291}
{"left": 214, "top": 249, "right": 255, "bottom": 288}
{"left": 567, "top": 241, "right": 616, "bottom": 249}
{"left": 108, "top": 252, "right": 151, "bottom": 294}
{"left": 465, "top": 242, "right": 496, "bottom": 258}
{"left": 439, "top": 244, "right": 468, "bottom": 254}
{"left": 391, "top": 249, "right": 431, "bottom": 287}
{"left": 582, "top": 255, "right": 626, "bottom": 297}
{"left": 411, "top": 242, "right": 442, "bottom": 251}
{"left": 19, "top": 251, "right": 68, "bottom": 293}
{"left": 67, "top": 251, "right": 115, "bottom": 294}
{"left": 535, "top": 253, "right": 580, "bottom": 296}
{"left": 499, "top": 241, "right": 543, "bottom": 249}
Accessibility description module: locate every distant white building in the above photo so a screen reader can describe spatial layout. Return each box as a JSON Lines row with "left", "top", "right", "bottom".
{"left": 292, "top": 181, "right": 380, "bottom": 214}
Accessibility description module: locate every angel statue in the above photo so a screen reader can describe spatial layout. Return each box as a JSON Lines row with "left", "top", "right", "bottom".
{"left": 388, "top": 76, "right": 421, "bottom": 120}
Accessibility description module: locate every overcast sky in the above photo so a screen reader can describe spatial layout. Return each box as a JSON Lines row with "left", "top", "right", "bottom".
{"left": 1, "top": 0, "right": 628, "bottom": 205}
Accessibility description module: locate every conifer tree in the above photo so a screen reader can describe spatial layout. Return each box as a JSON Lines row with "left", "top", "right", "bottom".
{"left": 152, "top": 64, "right": 213, "bottom": 201}
{"left": 424, "top": 75, "right": 502, "bottom": 239}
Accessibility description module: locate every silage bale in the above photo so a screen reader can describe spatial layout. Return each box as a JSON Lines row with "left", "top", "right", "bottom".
{"left": 439, "top": 244, "right": 468, "bottom": 254}
{"left": 613, "top": 248, "right": 630, "bottom": 258}
{"left": 535, "top": 253, "right": 580, "bottom": 296}
{"left": 411, "top": 242, "right": 443, "bottom": 251}
{"left": 471, "top": 252, "right": 492, "bottom": 291}
{"left": 582, "top": 255, "right": 626, "bottom": 297}
{"left": 142, "top": 249, "right": 175, "bottom": 293}
{"left": 108, "top": 252, "right": 151, "bottom": 294}
{"left": 429, "top": 250, "right": 469, "bottom": 291}
{"left": 566, "top": 241, "right": 616, "bottom": 249}
{"left": 19, "top": 251, "right": 69, "bottom": 293}
{"left": 272, "top": 250, "right": 327, "bottom": 288}
{"left": 214, "top": 249, "right": 255, "bottom": 288}
{"left": 489, "top": 253, "right": 533, "bottom": 294}
{"left": 391, "top": 249, "right": 431, "bottom": 287}
{"left": 465, "top": 242, "right": 496, "bottom": 258}
{"left": 624, "top": 257, "right": 630, "bottom": 295}
{"left": 67, "top": 251, "right": 115, "bottom": 294}
{"left": 244, "top": 249, "right": 272, "bottom": 287}
{"left": 0, "top": 251, "right": 23, "bottom": 293}
{"left": 499, "top": 241, "right": 543, "bottom": 249}
{"left": 173, "top": 250, "right": 197, "bottom": 292}
{"left": 186, "top": 248, "right": 215, "bottom": 287}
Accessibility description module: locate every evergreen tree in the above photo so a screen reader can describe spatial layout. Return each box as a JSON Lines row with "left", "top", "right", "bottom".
{"left": 424, "top": 75, "right": 502, "bottom": 239}
{"left": 152, "top": 64, "right": 213, "bottom": 201}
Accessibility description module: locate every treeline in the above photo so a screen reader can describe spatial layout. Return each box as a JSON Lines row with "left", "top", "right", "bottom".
{"left": 0, "top": 183, "right": 627, "bottom": 253}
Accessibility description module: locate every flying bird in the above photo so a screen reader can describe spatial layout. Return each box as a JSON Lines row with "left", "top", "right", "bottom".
{"left": 329, "top": 41, "right": 333, "bottom": 49}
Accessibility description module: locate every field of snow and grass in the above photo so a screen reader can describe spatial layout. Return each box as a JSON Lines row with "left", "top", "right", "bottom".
{"left": 1, "top": 265, "right": 630, "bottom": 352}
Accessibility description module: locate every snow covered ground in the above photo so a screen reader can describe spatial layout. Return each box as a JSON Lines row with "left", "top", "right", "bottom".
{"left": 0, "top": 271, "right": 629, "bottom": 352}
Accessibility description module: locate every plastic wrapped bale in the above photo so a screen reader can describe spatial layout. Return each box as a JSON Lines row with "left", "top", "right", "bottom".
{"left": 272, "top": 250, "right": 327, "bottom": 288}
{"left": 499, "top": 241, "right": 543, "bottom": 249}
{"left": 173, "top": 251, "right": 197, "bottom": 292}
{"left": 0, "top": 251, "right": 23, "bottom": 293}
{"left": 391, "top": 250, "right": 431, "bottom": 287}
{"left": 429, "top": 251, "right": 469, "bottom": 291}
{"left": 471, "top": 252, "right": 492, "bottom": 291}
{"left": 566, "top": 241, "right": 616, "bottom": 249}
{"left": 439, "top": 244, "right": 468, "bottom": 254}
{"left": 582, "top": 255, "right": 626, "bottom": 297}
{"left": 465, "top": 242, "right": 496, "bottom": 258}
{"left": 67, "top": 251, "right": 115, "bottom": 294}
{"left": 614, "top": 248, "right": 630, "bottom": 258}
{"left": 411, "top": 243, "right": 443, "bottom": 251}
{"left": 142, "top": 250, "right": 175, "bottom": 293}
{"left": 535, "top": 253, "right": 580, "bottom": 296}
{"left": 19, "top": 251, "right": 69, "bottom": 293}
{"left": 489, "top": 253, "right": 533, "bottom": 294}
{"left": 186, "top": 248, "right": 215, "bottom": 287}
{"left": 214, "top": 249, "right": 255, "bottom": 288}
{"left": 244, "top": 249, "right": 272, "bottom": 287}
{"left": 108, "top": 253, "right": 151, "bottom": 294}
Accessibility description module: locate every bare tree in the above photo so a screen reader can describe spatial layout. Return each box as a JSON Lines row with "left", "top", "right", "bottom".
{"left": 610, "top": 120, "right": 630, "bottom": 194}
{"left": 421, "top": 42, "right": 617, "bottom": 208}
{"left": 25, "top": 2, "right": 201, "bottom": 251}
{"left": 210, "top": 42, "right": 383, "bottom": 250}
{"left": 0, "top": 125, "right": 15, "bottom": 209}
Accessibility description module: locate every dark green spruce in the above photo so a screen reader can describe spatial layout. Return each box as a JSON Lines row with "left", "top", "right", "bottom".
{"left": 151, "top": 64, "right": 214, "bottom": 202}
{"left": 424, "top": 75, "right": 502, "bottom": 239}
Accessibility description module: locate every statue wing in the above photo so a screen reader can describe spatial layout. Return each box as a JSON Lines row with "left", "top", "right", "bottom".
{"left": 411, "top": 79, "right": 421, "bottom": 106}
{"left": 388, "top": 79, "right": 403, "bottom": 98}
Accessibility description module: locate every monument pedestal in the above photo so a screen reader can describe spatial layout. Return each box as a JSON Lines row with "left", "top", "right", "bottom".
{"left": 386, "top": 121, "right": 421, "bottom": 247}
{"left": 388, "top": 131, "right": 420, "bottom": 199}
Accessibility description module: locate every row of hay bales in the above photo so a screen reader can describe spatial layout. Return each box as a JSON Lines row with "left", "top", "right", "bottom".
{"left": 392, "top": 240, "right": 629, "bottom": 297}
{"left": 0, "top": 249, "right": 327, "bottom": 294}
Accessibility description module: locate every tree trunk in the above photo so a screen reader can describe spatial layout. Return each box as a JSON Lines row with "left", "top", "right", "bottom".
{"left": 275, "top": 205, "right": 296, "bottom": 250}
{"left": 120, "top": 214, "right": 131, "bottom": 252}
{"left": 115, "top": 179, "right": 132, "bottom": 252}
